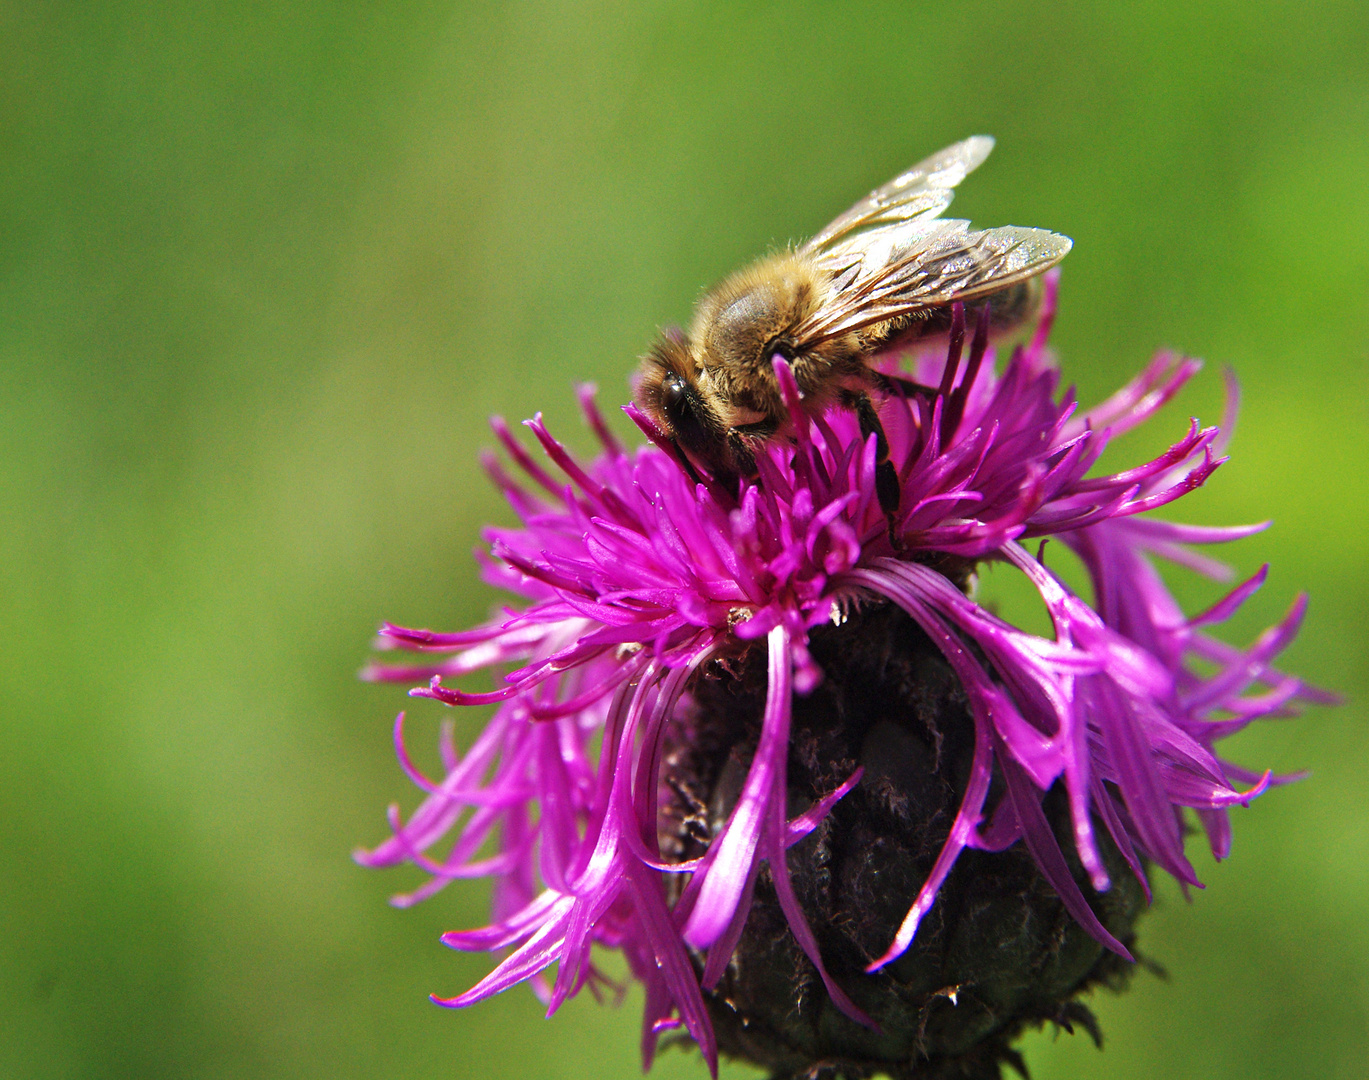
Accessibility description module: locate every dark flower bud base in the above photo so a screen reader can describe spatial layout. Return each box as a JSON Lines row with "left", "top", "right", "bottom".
{"left": 669, "top": 602, "right": 1144, "bottom": 1079}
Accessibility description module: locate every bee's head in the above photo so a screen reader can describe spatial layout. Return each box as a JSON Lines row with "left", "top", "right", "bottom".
{"left": 634, "top": 329, "right": 733, "bottom": 476}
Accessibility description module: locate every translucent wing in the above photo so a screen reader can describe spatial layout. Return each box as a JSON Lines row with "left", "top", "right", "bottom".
{"left": 802, "top": 135, "right": 996, "bottom": 255}
{"left": 795, "top": 220, "right": 1072, "bottom": 345}
{"left": 792, "top": 136, "right": 1071, "bottom": 345}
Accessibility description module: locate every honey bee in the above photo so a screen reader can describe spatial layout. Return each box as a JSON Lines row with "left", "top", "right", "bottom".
{"left": 634, "top": 136, "right": 1071, "bottom": 520}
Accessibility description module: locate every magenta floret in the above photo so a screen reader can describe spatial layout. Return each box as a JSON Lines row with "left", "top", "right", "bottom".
{"left": 357, "top": 275, "right": 1322, "bottom": 1075}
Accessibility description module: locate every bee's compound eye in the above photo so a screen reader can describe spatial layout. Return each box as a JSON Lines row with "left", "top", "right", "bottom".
{"left": 660, "top": 373, "right": 714, "bottom": 454}
{"left": 662, "top": 374, "right": 690, "bottom": 423}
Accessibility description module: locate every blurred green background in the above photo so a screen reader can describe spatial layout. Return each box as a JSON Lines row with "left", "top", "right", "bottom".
{"left": 2, "top": 2, "right": 1365, "bottom": 1078}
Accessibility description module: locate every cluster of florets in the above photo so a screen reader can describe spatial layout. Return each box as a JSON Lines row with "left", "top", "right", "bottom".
{"left": 358, "top": 278, "right": 1322, "bottom": 1075}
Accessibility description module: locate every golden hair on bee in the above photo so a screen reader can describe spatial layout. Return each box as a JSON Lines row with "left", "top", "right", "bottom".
{"left": 634, "top": 136, "right": 1072, "bottom": 515}
{"left": 688, "top": 250, "right": 869, "bottom": 420}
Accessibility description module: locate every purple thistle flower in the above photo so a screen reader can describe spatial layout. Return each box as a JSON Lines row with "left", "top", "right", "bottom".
{"left": 358, "top": 275, "right": 1324, "bottom": 1078}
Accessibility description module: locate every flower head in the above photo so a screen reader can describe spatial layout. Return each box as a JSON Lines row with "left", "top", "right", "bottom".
{"left": 358, "top": 277, "right": 1325, "bottom": 1078}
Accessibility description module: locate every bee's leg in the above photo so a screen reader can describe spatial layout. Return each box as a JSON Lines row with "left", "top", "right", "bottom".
{"left": 665, "top": 436, "right": 712, "bottom": 489}
{"left": 724, "top": 431, "right": 757, "bottom": 485}
{"left": 731, "top": 420, "right": 779, "bottom": 441}
{"left": 847, "top": 390, "right": 903, "bottom": 549}
{"left": 669, "top": 437, "right": 748, "bottom": 506}
{"left": 725, "top": 419, "right": 777, "bottom": 488}
{"left": 868, "top": 370, "right": 938, "bottom": 399}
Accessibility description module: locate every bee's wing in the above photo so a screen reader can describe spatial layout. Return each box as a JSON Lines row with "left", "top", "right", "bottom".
{"left": 796, "top": 222, "right": 1072, "bottom": 346}
{"left": 802, "top": 136, "right": 996, "bottom": 254}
